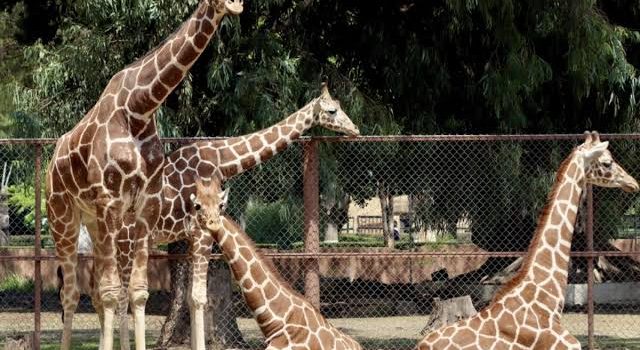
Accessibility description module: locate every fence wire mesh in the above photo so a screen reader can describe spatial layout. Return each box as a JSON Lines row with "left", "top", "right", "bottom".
{"left": 0, "top": 135, "right": 639, "bottom": 349}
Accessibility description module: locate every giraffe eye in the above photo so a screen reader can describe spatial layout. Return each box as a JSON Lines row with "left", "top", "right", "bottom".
{"left": 194, "top": 203, "right": 202, "bottom": 211}
{"left": 602, "top": 161, "right": 612, "bottom": 169}
{"left": 327, "top": 108, "right": 337, "bottom": 115}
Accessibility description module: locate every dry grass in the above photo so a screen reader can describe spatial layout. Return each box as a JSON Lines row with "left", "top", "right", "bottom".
{"left": 1, "top": 312, "right": 639, "bottom": 349}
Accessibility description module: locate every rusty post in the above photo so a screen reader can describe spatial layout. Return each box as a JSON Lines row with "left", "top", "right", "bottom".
{"left": 303, "top": 138, "right": 320, "bottom": 309}
{"left": 586, "top": 185, "right": 594, "bottom": 350}
{"left": 34, "top": 144, "right": 42, "bottom": 350}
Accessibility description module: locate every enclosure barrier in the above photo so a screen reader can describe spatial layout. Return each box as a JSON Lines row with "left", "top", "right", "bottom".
{"left": 0, "top": 135, "right": 639, "bottom": 350}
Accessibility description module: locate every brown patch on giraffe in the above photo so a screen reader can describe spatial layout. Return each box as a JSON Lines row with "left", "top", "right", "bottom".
{"left": 198, "top": 146, "right": 217, "bottom": 162}
{"left": 201, "top": 19, "right": 214, "bottom": 35}
{"left": 275, "top": 139, "right": 288, "bottom": 152}
{"left": 263, "top": 281, "right": 278, "bottom": 300}
{"left": 537, "top": 248, "right": 553, "bottom": 268}
{"left": 248, "top": 135, "right": 263, "bottom": 152}
{"left": 545, "top": 229, "right": 559, "bottom": 247}
{"left": 451, "top": 328, "right": 476, "bottom": 346}
{"left": 468, "top": 316, "right": 482, "bottom": 330}
{"left": 140, "top": 139, "right": 164, "bottom": 173}
{"left": 263, "top": 129, "right": 279, "bottom": 144}
{"left": 308, "top": 336, "right": 321, "bottom": 350}
{"left": 240, "top": 156, "right": 257, "bottom": 170}
{"left": 503, "top": 296, "right": 520, "bottom": 313}
{"left": 70, "top": 153, "right": 89, "bottom": 189}
{"left": 116, "top": 90, "right": 128, "bottom": 108}
{"left": 259, "top": 148, "right": 274, "bottom": 162}
{"left": 151, "top": 81, "right": 168, "bottom": 101}
{"left": 96, "top": 96, "right": 115, "bottom": 123}
{"left": 196, "top": 162, "right": 215, "bottom": 177}
{"left": 285, "top": 306, "right": 305, "bottom": 327}
{"left": 317, "top": 329, "right": 333, "bottom": 347}
{"left": 268, "top": 292, "right": 290, "bottom": 317}
{"left": 60, "top": 166, "right": 79, "bottom": 196}
{"left": 175, "top": 158, "right": 188, "bottom": 171}
{"left": 250, "top": 263, "right": 267, "bottom": 285}
{"left": 540, "top": 279, "right": 560, "bottom": 298}
{"left": 521, "top": 283, "right": 536, "bottom": 302}
{"left": 442, "top": 325, "right": 455, "bottom": 337}
{"left": 531, "top": 303, "right": 551, "bottom": 328}
{"left": 122, "top": 175, "right": 144, "bottom": 198}
{"left": 155, "top": 44, "right": 172, "bottom": 70}
{"left": 137, "top": 60, "right": 156, "bottom": 86}
{"left": 494, "top": 340, "right": 510, "bottom": 350}
{"left": 478, "top": 334, "right": 495, "bottom": 348}
{"left": 127, "top": 88, "right": 157, "bottom": 115}
{"left": 304, "top": 306, "right": 320, "bottom": 329}
{"left": 180, "top": 145, "right": 197, "bottom": 160}
{"left": 239, "top": 246, "right": 252, "bottom": 262}
{"left": 107, "top": 115, "right": 129, "bottom": 140}
{"left": 219, "top": 147, "right": 235, "bottom": 163}
{"left": 159, "top": 64, "right": 183, "bottom": 88}
{"left": 269, "top": 335, "right": 288, "bottom": 348}
{"left": 232, "top": 142, "right": 249, "bottom": 155}
{"left": 194, "top": 33, "right": 208, "bottom": 50}
{"left": 123, "top": 69, "right": 138, "bottom": 90}
{"left": 104, "top": 71, "right": 125, "bottom": 95}
{"left": 177, "top": 42, "right": 198, "bottom": 67}
{"left": 549, "top": 206, "right": 564, "bottom": 226}
{"left": 432, "top": 338, "right": 450, "bottom": 349}
{"left": 244, "top": 286, "right": 266, "bottom": 311}
{"left": 171, "top": 35, "right": 186, "bottom": 56}
{"left": 479, "top": 318, "right": 497, "bottom": 337}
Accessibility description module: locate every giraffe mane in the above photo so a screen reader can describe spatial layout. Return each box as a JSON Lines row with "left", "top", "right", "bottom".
{"left": 490, "top": 149, "right": 577, "bottom": 303}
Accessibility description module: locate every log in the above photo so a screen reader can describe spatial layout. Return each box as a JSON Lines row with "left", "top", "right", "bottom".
{"left": 420, "top": 296, "right": 478, "bottom": 335}
{"left": 4, "top": 334, "right": 34, "bottom": 350}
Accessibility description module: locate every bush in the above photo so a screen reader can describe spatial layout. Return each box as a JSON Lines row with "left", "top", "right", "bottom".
{"left": 245, "top": 199, "right": 303, "bottom": 249}
{"left": 0, "top": 274, "right": 34, "bottom": 293}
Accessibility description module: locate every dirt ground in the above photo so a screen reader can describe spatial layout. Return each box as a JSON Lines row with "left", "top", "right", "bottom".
{"left": 1, "top": 312, "right": 640, "bottom": 349}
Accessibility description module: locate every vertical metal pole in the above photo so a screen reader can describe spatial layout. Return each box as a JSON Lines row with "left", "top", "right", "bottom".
{"left": 586, "top": 185, "right": 594, "bottom": 350}
{"left": 303, "top": 139, "right": 320, "bottom": 309}
{"left": 34, "top": 144, "right": 42, "bottom": 350}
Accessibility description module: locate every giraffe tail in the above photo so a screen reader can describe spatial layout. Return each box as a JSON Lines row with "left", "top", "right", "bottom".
{"left": 57, "top": 265, "right": 64, "bottom": 322}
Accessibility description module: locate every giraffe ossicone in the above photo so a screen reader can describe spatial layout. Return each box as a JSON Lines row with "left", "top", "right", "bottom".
{"left": 417, "top": 131, "right": 638, "bottom": 350}
{"left": 190, "top": 179, "right": 363, "bottom": 350}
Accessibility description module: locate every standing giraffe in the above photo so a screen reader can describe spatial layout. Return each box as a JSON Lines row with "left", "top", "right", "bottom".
{"left": 417, "top": 131, "right": 639, "bottom": 350}
{"left": 191, "top": 178, "right": 363, "bottom": 350}
{"left": 90, "top": 83, "right": 359, "bottom": 350}
{"left": 46, "top": 1, "right": 243, "bottom": 349}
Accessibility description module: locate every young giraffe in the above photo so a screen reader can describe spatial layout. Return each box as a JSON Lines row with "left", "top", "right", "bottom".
{"left": 417, "top": 131, "right": 639, "bottom": 350}
{"left": 191, "top": 178, "right": 363, "bottom": 350}
{"left": 47, "top": 1, "right": 243, "bottom": 349}
{"left": 90, "top": 84, "right": 359, "bottom": 350}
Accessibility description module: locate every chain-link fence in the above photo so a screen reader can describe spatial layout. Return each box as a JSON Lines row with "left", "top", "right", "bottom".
{"left": 1, "top": 135, "right": 640, "bottom": 349}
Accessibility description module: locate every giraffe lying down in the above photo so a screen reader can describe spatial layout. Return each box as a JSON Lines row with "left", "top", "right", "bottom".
{"left": 417, "top": 131, "right": 639, "bottom": 350}
{"left": 191, "top": 178, "right": 364, "bottom": 350}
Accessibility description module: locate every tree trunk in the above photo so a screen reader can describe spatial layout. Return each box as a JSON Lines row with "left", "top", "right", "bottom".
{"left": 156, "top": 241, "right": 191, "bottom": 348}
{"left": 157, "top": 241, "right": 246, "bottom": 349}
{"left": 378, "top": 184, "right": 394, "bottom": 248}
{"left": 204, "top": 260, "right": 248, "bottom": 350}
{"left": 420, "top": 296, "right": 477, "bottom": 336}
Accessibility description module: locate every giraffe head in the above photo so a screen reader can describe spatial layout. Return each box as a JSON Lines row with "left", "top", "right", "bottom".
{"left": 190, "top": 177, "right": 229, "bottom": 233}
{"left": 578, "top": 131, "right": 639, "bottom": 192}
{"left": 213, "top": 0, "right": 244, "bottom": 16}
{"left": 312, "top": 83, "right": 360, "bottom": 136}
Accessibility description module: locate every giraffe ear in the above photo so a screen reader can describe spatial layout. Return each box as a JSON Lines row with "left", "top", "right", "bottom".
{"left": 584, "top": 141, "right": 609, "bottom": 161}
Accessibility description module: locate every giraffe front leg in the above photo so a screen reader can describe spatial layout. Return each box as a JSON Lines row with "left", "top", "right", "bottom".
{"left": 127, "top": 219, "right": 150, "bottom": 350}
{"left": 96, "top": 201, "right": 124, "bottom": 350}
{"left": 188, "top": 231, "right": 214, "bottom": 350}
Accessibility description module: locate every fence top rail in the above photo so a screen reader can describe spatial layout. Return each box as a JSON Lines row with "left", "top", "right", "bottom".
{"left": 2, "top": 133, "right": 640, "bottom": 146}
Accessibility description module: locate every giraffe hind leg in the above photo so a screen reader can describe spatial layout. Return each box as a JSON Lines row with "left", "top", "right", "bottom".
{"left": 48, "top": 194, "right": 81, "bottom": 350}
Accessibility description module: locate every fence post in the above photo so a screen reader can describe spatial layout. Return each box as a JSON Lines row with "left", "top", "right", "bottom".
{"left": 586, "top": 184, "right": 594, "bottom": 350}
{"left": 34, "top": 144, "right": 42, "bottom": 350}
{"left": 303, "top": 138, "right": 320, "bottom": 309}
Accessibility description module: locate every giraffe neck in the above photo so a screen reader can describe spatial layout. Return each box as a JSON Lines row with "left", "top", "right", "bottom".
{"left": 216, "top": 217, "right": 301, "bottom": 339}
{"left": 201, "top": 101, "right": 316, "bottom": 180}
{"left": 495, "top": 152, "right": 585, "bottom": 315}
{"left": 111, "top": 0, "right": 226, "bottom": 123}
